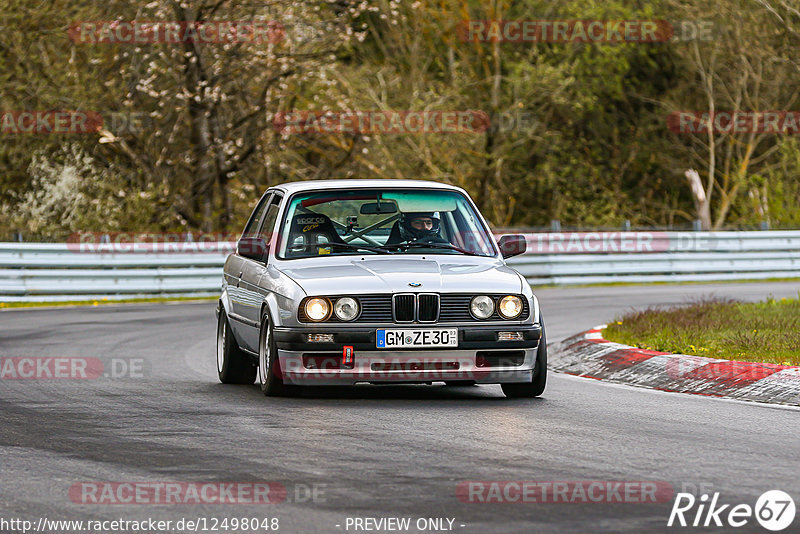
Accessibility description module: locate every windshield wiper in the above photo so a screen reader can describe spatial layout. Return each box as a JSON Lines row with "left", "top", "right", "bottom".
{"left": 289, "top": 242, "right": 393, "bottom": 255}
{"left": 382, "top": 242, "right": 483, "bottom": 256}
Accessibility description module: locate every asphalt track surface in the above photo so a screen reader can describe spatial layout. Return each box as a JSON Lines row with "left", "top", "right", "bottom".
{"left": 1, "top": 281, "right": 799, "bottom": 534}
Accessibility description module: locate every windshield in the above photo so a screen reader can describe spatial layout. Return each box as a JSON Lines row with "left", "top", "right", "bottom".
{"left": 276, "top": 188, "right": 497, "bottom": 259}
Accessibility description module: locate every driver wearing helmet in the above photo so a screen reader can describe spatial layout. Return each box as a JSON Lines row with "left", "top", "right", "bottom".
{"left": 398, "top": 212, "right": 448, "bottom": 243}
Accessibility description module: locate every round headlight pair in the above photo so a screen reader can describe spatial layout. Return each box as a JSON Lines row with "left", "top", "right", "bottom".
{"left": 304, "top": 297, "right": 359, "bottom": 322}
{"left": 470, "top": 295, "right": 523, "bottom": 320}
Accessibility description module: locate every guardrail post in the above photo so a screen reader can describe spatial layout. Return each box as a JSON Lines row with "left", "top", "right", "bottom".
{"left": 623, "top": 220, "right": 631, "bottom": 232}
{"left": 550, "top": 220, "right": 561, "bottom": 232}
{"left": 692, "top": 219, "right": 702, "bottom": 232}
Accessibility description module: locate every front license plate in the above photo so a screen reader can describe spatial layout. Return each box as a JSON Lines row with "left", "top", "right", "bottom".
{"left": 376, "top": 329, "right": 458, "bottom": 349}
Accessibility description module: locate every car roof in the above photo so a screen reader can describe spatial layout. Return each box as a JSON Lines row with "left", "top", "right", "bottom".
{"left": 268, "top": 179, "right": 466, "bottom": 195}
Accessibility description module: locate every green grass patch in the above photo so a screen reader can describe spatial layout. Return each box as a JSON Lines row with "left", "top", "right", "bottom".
{"left": 603, "top": 296, "right": 800, "bottom": 366}
{"left": 0, "top": 296, "right": 217, "bottom": 309}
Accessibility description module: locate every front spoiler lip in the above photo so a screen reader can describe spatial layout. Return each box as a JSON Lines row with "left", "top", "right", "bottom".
{"left": 275, "top": 343, "right": 538, "bottom": 385}
{"left": 281, "top": 370, "right": 534, "bottom": 386}
{"left": 273, "top": 324, "right": 542, "bottom": 351}
{"left": 277, "top": 355, "right": 536, "bottom": 386}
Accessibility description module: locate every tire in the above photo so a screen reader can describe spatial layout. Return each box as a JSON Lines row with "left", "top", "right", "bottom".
{"left": 217, "top": 309, "right": 257, "bottom": 384}
{"left": 445, "top": 381, "right": 477, "bottom": 386}
{"left": 501, "top": 319, "right": 547, "bottom": 398}
{"left": 258, "top": 309, "right": 293, "bottom": 396}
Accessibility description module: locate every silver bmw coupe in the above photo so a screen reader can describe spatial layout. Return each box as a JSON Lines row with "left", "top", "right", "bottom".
{"left": 216, "top": 179, "right": 546, "bottom": 398}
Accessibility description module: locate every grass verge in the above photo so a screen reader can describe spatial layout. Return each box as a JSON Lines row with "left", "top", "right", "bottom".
{"left": 0, "top": 296, "right": 217, "bottom": 309}
{"left": 603, "top": 296, "right": 800, "bottom": 366}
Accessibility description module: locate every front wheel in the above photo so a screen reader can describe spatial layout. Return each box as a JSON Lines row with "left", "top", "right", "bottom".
{"left": 258, "top": 309, "right": 293, "bottom": 396}
{"left": 501, "top": 320, "right": 547, "bottom": 398}
{"left": 217, "top": 309, "right": 257, "bottom": 384}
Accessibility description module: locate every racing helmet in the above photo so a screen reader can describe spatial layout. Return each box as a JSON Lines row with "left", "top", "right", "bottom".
{"left": 399, "top": 212, "right": 440, "bottom": 241}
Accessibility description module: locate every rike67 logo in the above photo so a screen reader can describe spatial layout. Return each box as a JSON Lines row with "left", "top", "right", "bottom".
{"left": 668, "top": 490, "right": 795, "bottom": 531}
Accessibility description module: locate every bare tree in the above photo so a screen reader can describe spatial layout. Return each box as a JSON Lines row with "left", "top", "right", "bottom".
{"left": 666, "top": 0, "right": 799, "bottom": 229}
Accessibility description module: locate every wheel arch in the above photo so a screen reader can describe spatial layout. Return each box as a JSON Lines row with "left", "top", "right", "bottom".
{"left": 259, "top": 292, "right": 282, "bottom": 328}
{"left": 218, "top": 284, "right": 232, "bottom": 318}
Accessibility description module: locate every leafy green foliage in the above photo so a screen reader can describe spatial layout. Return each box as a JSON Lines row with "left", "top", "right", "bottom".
{"left": 0, "top": 0, "right": 798, "bottom": 238}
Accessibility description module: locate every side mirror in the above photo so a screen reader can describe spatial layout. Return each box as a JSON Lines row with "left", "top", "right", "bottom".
{"left": 237, "top": 237, "right": 269, "bottom": 262}
{"left": 498, "top": 234, "right": 527, "bottom": 259}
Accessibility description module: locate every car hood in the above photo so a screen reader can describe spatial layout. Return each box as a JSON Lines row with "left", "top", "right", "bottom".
{"left": 277, "top": 256, "right": 523, "bottom": 296}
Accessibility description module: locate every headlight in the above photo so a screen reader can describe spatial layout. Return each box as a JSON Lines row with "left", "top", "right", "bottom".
{"left": 304, "top": 298, "right": 330, "bottom": 322}
{"left": 334, "top": 297, "right": 359, "bottom": 321}
{"left": 470, "top": 295, "right": 494, "bottom": 319}
{"left": 498, "top": 295, "right": 523, "bottom": 319}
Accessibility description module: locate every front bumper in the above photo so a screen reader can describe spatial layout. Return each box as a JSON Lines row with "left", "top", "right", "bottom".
{"left": 273, "top": 324, "right": 541, "bottom": 386}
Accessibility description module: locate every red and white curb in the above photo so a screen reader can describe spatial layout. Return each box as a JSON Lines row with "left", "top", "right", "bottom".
{"left": 550, "top": 326, "right": 800, "bottom": 406}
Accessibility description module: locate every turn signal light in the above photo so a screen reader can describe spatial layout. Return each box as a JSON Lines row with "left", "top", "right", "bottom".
{"left": 307, "top": 333, "right": 334, "bottom": 343}
{"left": 498, "top": 331, "right": 524, "bottom": 341}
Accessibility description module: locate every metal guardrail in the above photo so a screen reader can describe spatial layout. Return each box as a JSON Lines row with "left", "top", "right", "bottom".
{"left": 1, "top": 231, "right": 799, "bottom": 302}
{"left": 507, "top": 231, "right": 800, "bottom": 284}
{"left": 0, "top": 242, "right": 232, "bottom": 302}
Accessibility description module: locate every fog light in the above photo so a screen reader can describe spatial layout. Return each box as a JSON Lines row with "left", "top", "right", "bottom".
{"left": 498, "top": 331, "right": 523, "bottom": 341}
{"left": 307, "top": 333, "right": 334, "bottom": 343}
